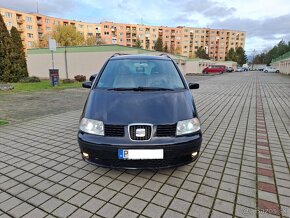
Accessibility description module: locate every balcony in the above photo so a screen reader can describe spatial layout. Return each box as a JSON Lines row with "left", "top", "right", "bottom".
{"left": 38, "top": 27, "right": 44, "bottom": 32}
{"left": 37, "top": 20, "right": 43, "bottom": 25}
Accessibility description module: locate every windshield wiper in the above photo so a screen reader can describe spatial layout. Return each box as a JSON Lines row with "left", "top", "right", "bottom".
{"left": 108, "top": 87, "right": 174, "bottom": 91}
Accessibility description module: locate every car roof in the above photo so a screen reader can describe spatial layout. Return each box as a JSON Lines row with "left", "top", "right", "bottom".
{"left": 110, "top": 54, "right": 172, "bottom": 60}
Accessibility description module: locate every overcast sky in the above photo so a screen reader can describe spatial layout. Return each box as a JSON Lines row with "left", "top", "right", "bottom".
{"left": 2, "top": 0, "right": 290, "bottom": 55}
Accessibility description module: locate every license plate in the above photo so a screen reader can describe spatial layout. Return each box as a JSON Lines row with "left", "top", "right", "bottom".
{"left": 118, "top": 149, "right": 163, "bottom": 160}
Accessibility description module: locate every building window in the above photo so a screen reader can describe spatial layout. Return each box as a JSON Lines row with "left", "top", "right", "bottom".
{"left": 27, "top": 33, "right": 34, "bottom": 38}
{"left": 28, "top": 41, "right": 34, "bottom": 47}
{"left": 6, "top": 22, "right": 12, "bottom": 27}
{"left": 26, "top": 16, "right": 32, "bottom": 22}
{"left": 45, "top": 19, "right": 50, "bottom": 24}
{"left": 119, "top": 39, "right": 123, "bottom": 42}
{"left": 195, "top": 30, "right": 199, "bottom": 33}
{"left": 5, "top": 12, "right": 12, "bottom": 18}
{"left": 54, "top": 20, "right": 59, "bottom": 25}
{"left": 104, "top": 25, "right": 109, "bottom": 28}
{"left": 46, "top": 27, "right": 51, "bottom": 31}
{"left": 78, "top": 24, "right": 83, "bottom": 28}
{"left": 119, "top": 32, "right": 123, "bottom": 36}
{"left": 26, "top": 25, "right": 33, "bottom": 30}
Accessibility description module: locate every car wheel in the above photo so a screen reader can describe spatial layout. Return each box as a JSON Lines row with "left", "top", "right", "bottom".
{"left": 276, "top": 70, "right": 279, "bottom": 73}
{"left": 265, "top": 70, "right": 268, "bottom": 73}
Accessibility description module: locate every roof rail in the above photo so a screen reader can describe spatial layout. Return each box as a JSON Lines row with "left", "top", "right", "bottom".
{"left": 159, "top": 53, "right": 172, "bottom": 59}
{"left": 110, "top": 53, "right": 129, "bottom": 58}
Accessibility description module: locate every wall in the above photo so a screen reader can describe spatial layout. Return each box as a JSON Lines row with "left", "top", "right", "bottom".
{"left": 27, "top": 46, "right": 237, "bottom": 79}
{"left": 272, "top": 59, "right": 290, "bottom": 75}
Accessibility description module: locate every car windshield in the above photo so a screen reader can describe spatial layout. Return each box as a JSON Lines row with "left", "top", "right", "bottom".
{"left": 96, "top": 58, "right": 185, "bottom": 90}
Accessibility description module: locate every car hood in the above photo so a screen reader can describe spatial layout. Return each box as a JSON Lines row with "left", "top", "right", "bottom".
{"left": 83, "top": 89, "right": 196, "bottom": 124}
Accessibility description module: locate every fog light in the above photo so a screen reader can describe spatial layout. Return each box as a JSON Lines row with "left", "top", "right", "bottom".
{"left": 82, "top": 152, "right": 89, "bottom": 160}
{"left": 192, "top": 152, "right": 198, "bottom": 158}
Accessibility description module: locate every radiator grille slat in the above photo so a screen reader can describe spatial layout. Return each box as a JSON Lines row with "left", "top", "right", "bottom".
{"left": 104, "top": 125, "right": 125, "bottom": 137}
{"left": 156, "top": 124, "right": 177, "bottom": 137}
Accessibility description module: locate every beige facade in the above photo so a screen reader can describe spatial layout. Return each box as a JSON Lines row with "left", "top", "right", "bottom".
{"left": 272, "top": 59, "right": 290, "bottom": 75}
{"left": 27, "top": 45, "right": 238, "bottom": 79}
{"left": 0, "top": 7, "right": 245, "bottom": 60}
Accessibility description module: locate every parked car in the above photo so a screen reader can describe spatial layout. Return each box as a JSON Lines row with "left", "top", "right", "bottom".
{"left": 78, "top": 54, "right": 202, "bottom": 169}
{"left": 263, "top": 66, "right": 279, "bottom": 73}
{"left": 226, "top": 67, "right": 234, "bottom": 72}
{"left": 242, "top": 64, "right": 249, "bottom": 71}
{"left": 236, "top": 67, "right": 244, "bottom": 72}
{"left": 258, "top": 67, "right": 265, "bottom": 71}
{"left": 202, "top": 65, "right": 226, "bottom": 74}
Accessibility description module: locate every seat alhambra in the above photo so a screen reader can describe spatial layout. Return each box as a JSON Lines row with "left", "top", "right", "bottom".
{"left": 78, "top": 54, "right": 202, "bottom": 169}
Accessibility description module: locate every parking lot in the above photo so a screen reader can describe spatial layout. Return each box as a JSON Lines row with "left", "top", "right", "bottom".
{"left": 0, "top": 71, "right": 290, "bottom": 217}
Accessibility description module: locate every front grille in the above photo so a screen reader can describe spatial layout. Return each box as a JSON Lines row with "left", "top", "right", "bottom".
{"left": 156, "top": 124, "right": 177, "bottom": 137}
{"left": 129, "top": 124, "right": 152, "bottom": 141}
{"left": 104, "top": 124, "right": 125, "bottom": 137}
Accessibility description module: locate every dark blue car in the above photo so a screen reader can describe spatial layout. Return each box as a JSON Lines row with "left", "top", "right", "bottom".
{"left": 78, "top": 54, "right": 202, "bottom": 169}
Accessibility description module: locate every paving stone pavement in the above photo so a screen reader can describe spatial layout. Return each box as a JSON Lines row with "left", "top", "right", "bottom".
{"left": 0, "top": 71, "right": 290, "bottom": 218}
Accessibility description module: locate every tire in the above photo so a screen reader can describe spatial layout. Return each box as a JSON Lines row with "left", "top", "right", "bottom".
{"left": 276, "top": 70, "right": 279, "bottom": 73}
{"left": 264, "top": 70, "right": 268, "bottom": 73}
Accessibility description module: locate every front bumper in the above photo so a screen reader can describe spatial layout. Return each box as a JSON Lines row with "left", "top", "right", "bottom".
{"left": 78, "top": 132, "right": 202, "bottom": 169}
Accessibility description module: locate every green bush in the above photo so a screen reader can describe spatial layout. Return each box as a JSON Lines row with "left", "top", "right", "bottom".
{"left": 19, "top": 76, "right": 41, "bottom": 83}
{"left": 74, "top": 75, "right": 86, "bottom": 82}
{"left": 62, "top": 79, "right": 75, "bottom": 84}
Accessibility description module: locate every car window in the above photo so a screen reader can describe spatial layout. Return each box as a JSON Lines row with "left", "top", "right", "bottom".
{"left": 96, "top": 59, "right": 185, "bottom": 89}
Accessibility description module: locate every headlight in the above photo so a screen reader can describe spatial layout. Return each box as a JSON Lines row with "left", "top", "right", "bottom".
{"left": 79, "top": 118, "right": 104, "bottom": 135}
{"left": 176, "top": 118, "right": 200, "bottom": 136}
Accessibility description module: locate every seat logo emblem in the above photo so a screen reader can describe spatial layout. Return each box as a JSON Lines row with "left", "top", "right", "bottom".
{"left": 136, "top": 128, "right": 146, "bottom": 137}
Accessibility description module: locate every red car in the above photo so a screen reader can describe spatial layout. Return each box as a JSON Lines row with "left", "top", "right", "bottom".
{"left": 202, "top": 65, "right": 226, "bottom": 74}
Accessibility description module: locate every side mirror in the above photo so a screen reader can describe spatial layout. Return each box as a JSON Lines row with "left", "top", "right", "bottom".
{"left": 189, "top": 83, "right": 199, "bottom": 89}
{"left": 89, "top": 74, "right": 97, "bottom": 82}
{"left": 82, "top": 81, "right": 92, "bottom": 89}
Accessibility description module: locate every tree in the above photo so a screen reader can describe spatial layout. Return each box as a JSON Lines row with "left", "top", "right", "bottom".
{"left": 195, "top": 47, "right": 209, "bottom": 59}
{"left": 235, "top": 47, "right": 247, "bottom": 65}
{"left": 85, "top": 36, "right": 97, "bottom": 46}
{"left": 96, "top": 36, "right": 105, "bottom": 45}
{"left": 154, "top": 37, "right": 163, "bottom": 52}
{"left": 52, "top": 25, "right": 84, "bottom": 46}
{"left": 135, "top": 38, "right": 142, "bottom": 48}
{"left": 163, "top": 44, "right": 168, "bottom": 53}
{"left": 225, "top": 48, "right": 237, "bottom": 62}
{"left": 170, "top": 44, "right": 175, "bottom": 54}
{"left": 175, "top": 46, "right": 181, "bottom": 55}
{"left": 10, "top": 26, "right": 28, "bottom": 80}
{"left": 0, "top": 15, "right": 13, "bottom": 82}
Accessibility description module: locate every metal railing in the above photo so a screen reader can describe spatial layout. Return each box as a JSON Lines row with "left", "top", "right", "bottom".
{"left": 272, "top": 51, "right": 290, "bottom": 63}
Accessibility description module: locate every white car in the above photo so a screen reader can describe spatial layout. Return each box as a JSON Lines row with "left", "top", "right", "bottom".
{"left": 263, "top": 67, "right": 279, "bottom": 73}
{"left": 236, "top": 67, "right": 244, "bottom": 72}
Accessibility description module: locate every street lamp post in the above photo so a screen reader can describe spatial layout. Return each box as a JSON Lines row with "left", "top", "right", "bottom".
{"left": 64, "top": 45, "right": 69, "bottom": 79}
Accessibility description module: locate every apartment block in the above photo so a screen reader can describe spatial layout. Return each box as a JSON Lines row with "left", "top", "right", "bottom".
{"left": 0, "top": 7, "right": 245, "bottom": 60}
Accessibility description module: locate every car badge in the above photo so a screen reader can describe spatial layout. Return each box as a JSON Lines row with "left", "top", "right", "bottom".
{"left": 136, "top": 128, "right": 146, "bottom": 137}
